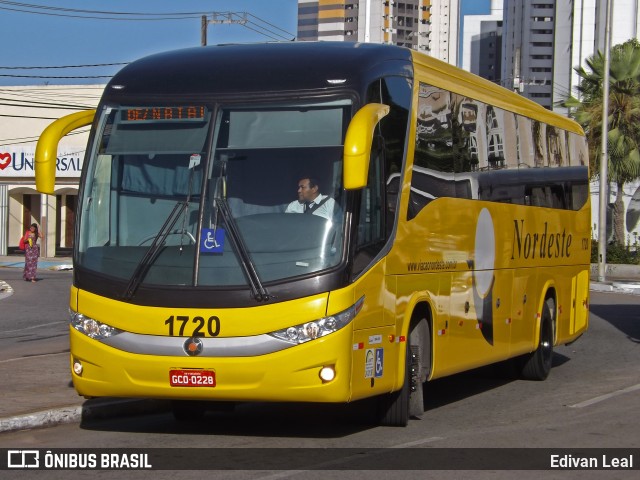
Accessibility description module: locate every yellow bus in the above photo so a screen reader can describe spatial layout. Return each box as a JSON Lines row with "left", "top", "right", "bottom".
{"left": 35, "top": 42, "right": 590, "bottom": 426}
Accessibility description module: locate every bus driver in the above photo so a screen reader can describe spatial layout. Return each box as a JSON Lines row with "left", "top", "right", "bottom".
{"left": 285, "top": 176, "right": 335, "bottom": 221}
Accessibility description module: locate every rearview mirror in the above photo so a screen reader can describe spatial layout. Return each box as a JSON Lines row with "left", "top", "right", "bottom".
{"left": 343, "top": 103, "right": 390, "bottom": 190}
{"left": 35, "top": 110, "right": 96, "bottom": 194}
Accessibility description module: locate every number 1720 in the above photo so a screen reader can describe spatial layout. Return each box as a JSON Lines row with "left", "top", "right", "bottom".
{"left": 164, "top": 315, "right": 220, "bottom": 337}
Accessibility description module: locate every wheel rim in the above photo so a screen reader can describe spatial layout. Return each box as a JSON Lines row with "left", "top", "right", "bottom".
{"left": 540, "top": 320, "right": 553, "bottom": 368}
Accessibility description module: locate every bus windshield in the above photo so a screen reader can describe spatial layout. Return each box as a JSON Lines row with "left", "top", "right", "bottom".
{"left": 77, "top": 100, "right": 349, "bottom": 290}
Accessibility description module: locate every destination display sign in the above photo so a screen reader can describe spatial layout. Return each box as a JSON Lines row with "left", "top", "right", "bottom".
{"left": 121, "top": 106, "right": 207, "bottom": 122}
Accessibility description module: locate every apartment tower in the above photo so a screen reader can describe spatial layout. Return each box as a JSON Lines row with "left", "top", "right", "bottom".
{"left": 297, "top": 0, "right": 460, "bottom": 65}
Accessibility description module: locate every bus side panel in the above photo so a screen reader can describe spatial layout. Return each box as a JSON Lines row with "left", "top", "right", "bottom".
{"left": 394, "top": 273, "right": 449, "bottom": 380}
{"left": 570, "top": 269, "right": 590, "bottom": 338}
{"left": 510, "top": 266, "right": 539, "bottom": 356}
{"left": 349, "top": 326, "right": 401, "bottom": 402}
{"left": 440, "top": 268, "right": 512, "bottom": 377}
{"left": 549, "top": 266, "right": 589, "bottom": 344}
{"left": 387, "top": 197, "right": 590, "bottom": 376}
{"left": 329, "top": 259, "right": 399, "bottom": 400}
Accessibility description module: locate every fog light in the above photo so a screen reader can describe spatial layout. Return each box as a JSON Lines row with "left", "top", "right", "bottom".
{"left": 319, "top": 366, "right": 335, "bottom": 382}
{"left": 73, "top": 360, "right": 83, "bottom": 376}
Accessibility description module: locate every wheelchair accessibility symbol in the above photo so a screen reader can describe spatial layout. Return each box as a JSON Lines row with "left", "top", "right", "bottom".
{"left": 374, "top": 348, "right": 384, "bottom": 378}
{"left": 200, "top": 228, "right": 225, "bottom": 253}
{"left": 365, "top": 348, "right": 384, "bottom": 379}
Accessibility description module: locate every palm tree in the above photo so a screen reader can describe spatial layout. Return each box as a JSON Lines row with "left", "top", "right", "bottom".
{"left": 564, "top": 39, "right": 640, "bottom": 245}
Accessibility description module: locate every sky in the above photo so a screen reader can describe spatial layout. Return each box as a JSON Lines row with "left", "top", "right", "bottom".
{"left": 0, "top": 0, "right": 299, "bottom": 86}
{"left": 0, "top": 0, "right": 490, "bottom": 149}
{"left": 461, "top": 0, "right": 491, "bottom": 16}
{"left": 0, "top": 0, "right": 488, "bottom": 87}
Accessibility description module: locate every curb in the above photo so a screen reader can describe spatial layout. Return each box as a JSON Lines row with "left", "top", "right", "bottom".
{"left": 590, "top": 281, "right": 640, "bottom": 295}
{"left": 0, "top": 279, "right": 13, "bottom": 300}
{"left": 0, "top": 399, "right": 171, "bottom": 433}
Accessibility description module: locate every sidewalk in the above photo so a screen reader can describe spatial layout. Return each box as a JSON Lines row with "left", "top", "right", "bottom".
{"left": 0, "top": 255, "right": 171, "bottom": 432}
{"left": 0, "top": 255, "right": 73, "bottom": 301}
{"left": 0, "top": 259, "right": 638, "bottom": 433}
{"left": 0, "top": 353, "right": 170, "bottom": 432}
{"left": 0, "top": 254, "right": 73, "bottom": 270}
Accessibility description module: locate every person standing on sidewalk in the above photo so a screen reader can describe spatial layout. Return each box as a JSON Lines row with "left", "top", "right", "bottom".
{"left": 22, "top": 223, "right": 43, "bottom": 283}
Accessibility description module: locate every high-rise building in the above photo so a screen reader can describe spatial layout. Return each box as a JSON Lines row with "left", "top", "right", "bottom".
{"left": 296, "top": 0, "right": 460, "bottom": 65}
{"left": 501, "top": 0, "right": 640, "bottom": 112}
{"left": 461, "top": 0, "right": 503, "bottom": 82}
{"left": 501, "top": 0, "right": 556, "bottom": 110}
{"left": 499, "top": 0, "right": 640, "bottom": 244}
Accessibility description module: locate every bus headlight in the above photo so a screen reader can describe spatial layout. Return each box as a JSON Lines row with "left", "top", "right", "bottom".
{"left": 268, "top": 296, "right": 364, "bottom": 345}
{"left": 69, "top": 309, "right": 123, "bottom": 340}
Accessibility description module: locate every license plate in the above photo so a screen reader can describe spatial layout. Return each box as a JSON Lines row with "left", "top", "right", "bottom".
{"left": 169, "top": 369, "right": 216, "bottom": 387}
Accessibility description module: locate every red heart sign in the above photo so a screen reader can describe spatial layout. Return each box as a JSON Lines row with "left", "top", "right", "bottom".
{"left": 0, "top": 152, "right": 10, "bottom": 170}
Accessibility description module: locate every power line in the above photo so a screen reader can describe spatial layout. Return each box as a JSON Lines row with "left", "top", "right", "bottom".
{"left": 0, "top": 1, "right": 212, "bottom": 16}
{"left": 0, "top": 113, "right": 63, "bottom": 120}
{"left": 0, "top": 73, "right": 113, "bottom": 79}
{"left": 201, "top": 12, "right": 295, "bottom": 45}
{"left": 245, "top": 12, "right": 294, "bottom": 38}
{"left": 243, "top": 19, "right": 294, "bottom": 41}
{"left": 0, "top": 6, "right": 201, "bottom": 20}
{"left": 0, "top": 127, "right": 89, "bottom": 146}
{"left": 0, "top": 102, "right": 93, "bottom": 110}
{"left": 240, "top": 21, "right": 289, "bottom": 42}
{"left": 0, "top": 1, "right": 205, "bottom": 21}
{"left": 0, "top": 0, "right": 202, "bottom": 16}
{"left": 0, "top": 62, "right": 128, "bottom": 70}
{"left": 0, "top": 0, "right": 294, "bottom": 37}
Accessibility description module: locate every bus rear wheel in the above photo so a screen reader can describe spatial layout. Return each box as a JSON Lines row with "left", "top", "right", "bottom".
{"left": 519, "top": 298, "right": 554, "bottom": 381}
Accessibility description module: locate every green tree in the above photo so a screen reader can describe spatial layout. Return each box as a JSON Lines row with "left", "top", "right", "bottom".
{"left": 564, "top": 39, "right": 640, "bottom": 245}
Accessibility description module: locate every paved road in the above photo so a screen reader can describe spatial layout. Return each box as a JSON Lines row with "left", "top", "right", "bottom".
{"left": 0, "top": 267, "right": 71, "bottom": 360}
{"left": 0, "top": 282, "right": 638, "bottom": 478}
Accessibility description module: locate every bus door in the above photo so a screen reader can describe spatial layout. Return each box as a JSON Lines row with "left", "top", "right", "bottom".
{"left": 349, "top": 136, "right": 399, "bottom": 400}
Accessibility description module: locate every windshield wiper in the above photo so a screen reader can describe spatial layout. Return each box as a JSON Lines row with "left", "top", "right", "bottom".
{"left": 122, "top": 201, "right": 187, "bottom": 301}
{"left": 216, "top": 197, "right": 270, "bottom": 302}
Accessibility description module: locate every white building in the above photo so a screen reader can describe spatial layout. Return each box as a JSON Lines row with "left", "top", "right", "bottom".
{"left": 561, "top": 0, "right": 640, "bottom": 113}
{"left": 461, "top": 0, "right": 502, "bottom": 79}
{"left": 561, "top": 0, "right": 640, "bottom": 244}
{"left": 0, "top": 85, "right": 104, "bottom": 257}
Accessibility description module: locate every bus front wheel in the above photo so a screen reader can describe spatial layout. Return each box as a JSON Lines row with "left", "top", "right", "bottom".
{"left": 377, "top": 320, "right": 428, "bottom": 426}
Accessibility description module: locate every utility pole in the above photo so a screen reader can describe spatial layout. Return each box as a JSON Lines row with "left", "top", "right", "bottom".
{"left": 598, "top": 0, "right": 613, "bottom": 282}
{"left": 201, "top": 12, "right": 248, "bottom": 46}
{"left": 201, "top": 15, "right": 207, "bottom": 46}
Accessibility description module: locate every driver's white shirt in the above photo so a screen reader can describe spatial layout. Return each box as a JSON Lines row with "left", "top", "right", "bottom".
{"left": 285, "top": 194, "right": 335, "bottom": 220}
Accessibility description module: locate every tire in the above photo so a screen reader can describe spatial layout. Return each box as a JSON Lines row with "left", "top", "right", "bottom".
{"left": 377, "top": 348, "right": 410, "bottom": 427}
{"left": 408, "top": 322, "right": 427, "bottom": 419}
{"left": 377, "top": 320, "right": 429, "bottom": 426}
{"left": 520, "top": 298, "right": 554, "bottom": 381}
{"left": 171, "top": 400, "right": 207, "bottom": 422}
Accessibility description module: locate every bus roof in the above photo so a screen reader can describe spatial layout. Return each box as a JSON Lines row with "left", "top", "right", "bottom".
{"left": 105, "top": 42, "right": 413, "bottom": 101}
{"left": 410, "top": 50, "right": 584, "bottom": 135}
{"left": 104, "top": 41, "right": 582, "bottom": 136}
